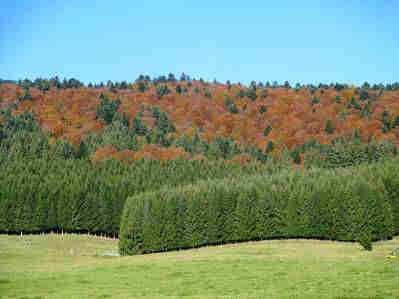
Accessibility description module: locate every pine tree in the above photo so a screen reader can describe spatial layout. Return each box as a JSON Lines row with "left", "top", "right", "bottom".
{"left": 325, "top": 120, "right": 335, "bottom": 134}
{"left": 263, "top": 125, "right": 272, "bottom": 137}
{"left": 265, "top": 141, "right": 274, "bottom": 154}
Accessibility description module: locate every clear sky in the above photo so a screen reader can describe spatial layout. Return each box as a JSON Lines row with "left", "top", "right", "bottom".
{"left": 1, "top": 0, "right": 398, "bottom": 85}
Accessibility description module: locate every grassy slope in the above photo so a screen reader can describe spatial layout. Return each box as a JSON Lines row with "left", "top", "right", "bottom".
{"left": 0, "top": 234, "right": 398, "bottom": 299}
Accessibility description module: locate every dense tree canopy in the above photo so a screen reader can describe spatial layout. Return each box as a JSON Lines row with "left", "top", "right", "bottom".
{"left": 1, "top": 76, "right": 398, "bottom": 164}
{"left": 1, "top": 75, "right": 399, "bottom": 242}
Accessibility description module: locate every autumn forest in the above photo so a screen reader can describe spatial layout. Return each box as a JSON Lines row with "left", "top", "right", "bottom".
{"left": 1, "top": 75, "right": 399, "bottom": 164}
{"left": 1, "top": 75, "right": 399, "bottom": 251}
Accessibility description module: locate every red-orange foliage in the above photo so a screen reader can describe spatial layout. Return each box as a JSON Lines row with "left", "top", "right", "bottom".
{"left": 132, "top": 144, "right": 189, "bottom": 161}
{"left": 2, "top": 81, "right": 399, "bottom": 159}
{"left": 90, "top": 145, "right": 119, "bottom": 163}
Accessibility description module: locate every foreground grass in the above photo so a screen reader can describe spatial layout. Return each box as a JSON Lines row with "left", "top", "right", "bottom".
{"left": 0, "top": 234, "right": 398, "bottom": 298}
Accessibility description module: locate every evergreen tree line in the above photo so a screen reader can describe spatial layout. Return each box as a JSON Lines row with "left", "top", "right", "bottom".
{"left": 294, "top": 138, "right": 398, "bottom": 167}
{"left": 4, "top": 75, "right": 399, "bottom": 93}
{"left": 17, "top": 77, "right": 84, "bottom": 91}
{"left": 119, "top": 158, "right": 399, "bottom": 255}
{"left": 0, "top": 157, "right": 268, "bottom": 235}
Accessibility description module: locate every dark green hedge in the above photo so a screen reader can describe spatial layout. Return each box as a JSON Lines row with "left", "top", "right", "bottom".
{"left": 0, "top": 157, "right": 267, "bottom": 235}
{"left": 369, "top": 161, "right": 399, "bottom": 234}
{"left": 119, "top": 160, "right": 399, "bottom": 255}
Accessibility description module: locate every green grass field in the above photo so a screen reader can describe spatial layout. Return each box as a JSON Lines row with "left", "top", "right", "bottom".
{"left": 0, "top": 234, "right": 398, "bottom": 299}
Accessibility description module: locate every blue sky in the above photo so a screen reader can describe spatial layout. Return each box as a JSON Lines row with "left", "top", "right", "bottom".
{"left": 1, "top": 0, "right": 398, "bottom": 84}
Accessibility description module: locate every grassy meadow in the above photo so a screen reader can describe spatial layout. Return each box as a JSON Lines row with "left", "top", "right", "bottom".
{"left": 0, "top": 234, "right": 398, "bottom": 298}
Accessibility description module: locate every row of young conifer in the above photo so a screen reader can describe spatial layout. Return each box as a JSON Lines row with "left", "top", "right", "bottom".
{"left": 119, "top": 158, "right": 399, "bottom": 255}
{"left": 0, "top": 157, "right": 268, "bottom": 235}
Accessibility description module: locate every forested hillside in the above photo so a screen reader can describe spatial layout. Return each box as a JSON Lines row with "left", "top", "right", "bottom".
{"left": 1, "top": 76, "right": 399, "bottom": 164}
{"left": 1, "top": 75, "right": 399, "bottom": 240}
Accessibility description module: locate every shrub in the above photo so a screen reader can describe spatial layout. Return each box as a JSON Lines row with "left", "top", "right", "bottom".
{"left": 358, "top": 230, "right": 373, "bottom": 251}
